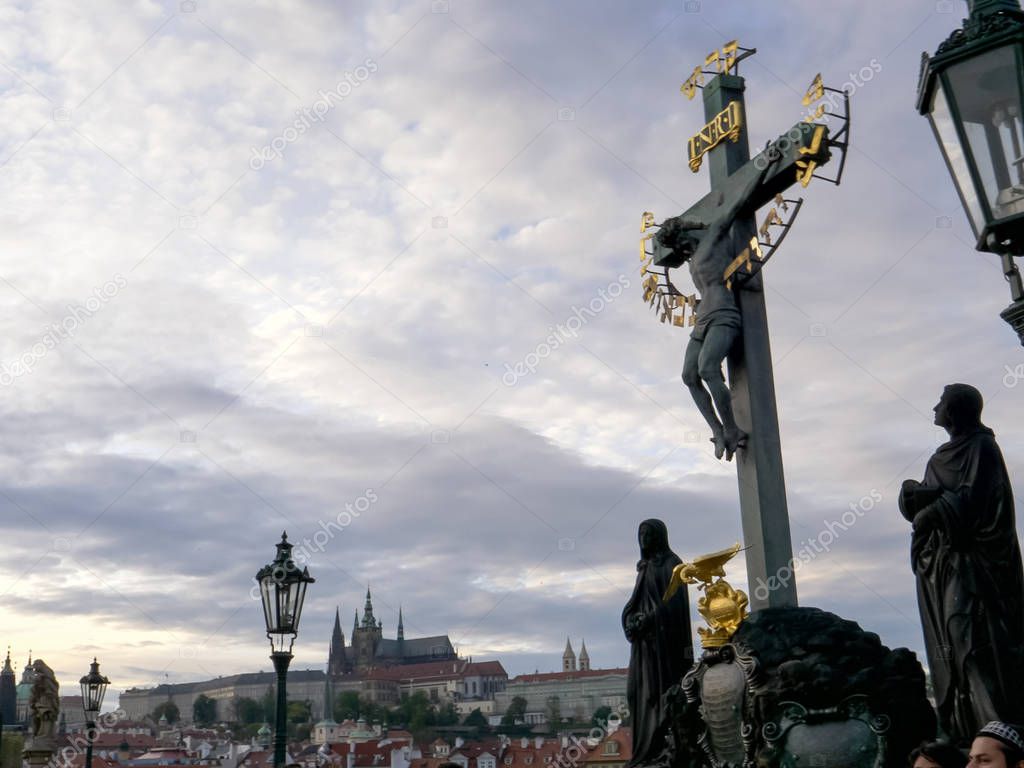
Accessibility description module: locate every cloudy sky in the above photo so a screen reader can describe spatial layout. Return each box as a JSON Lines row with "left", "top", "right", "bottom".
{"left": 2, "top": 0, "right": 1022, "bottom": 710}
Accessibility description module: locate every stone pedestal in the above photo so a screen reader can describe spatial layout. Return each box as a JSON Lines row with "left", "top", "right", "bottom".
{"left": 24, "top": 743, "right": 57, "bottom": 768}
{"left": 666, "top": 607, "right": 936, "bottom": 768}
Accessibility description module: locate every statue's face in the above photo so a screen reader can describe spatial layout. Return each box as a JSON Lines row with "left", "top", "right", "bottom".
{"left": 638, "top": 524, "right": 654, "bottom": 550}
{"left": 675, "top": 231, "right": 702, "bottom": 263}
{"left": 933, "top": 390, "right": 953, "bottom": 429}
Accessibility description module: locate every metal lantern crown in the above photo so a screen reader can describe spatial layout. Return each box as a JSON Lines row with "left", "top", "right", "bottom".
{"left": 918, "top": 0, "right": 1024, "bottom": 252}
{"left": 79, "top": 658, "right": 109, "bottom": 717}
{"left": 257, "top": 531, "right": 315, "bottom": 654}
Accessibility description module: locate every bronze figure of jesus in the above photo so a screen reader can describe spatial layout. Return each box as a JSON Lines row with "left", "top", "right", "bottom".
{"left": 656, "top": 160, "right": 772, "bottom": 460}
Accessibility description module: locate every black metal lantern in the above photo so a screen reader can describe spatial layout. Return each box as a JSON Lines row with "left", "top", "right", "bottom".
{"left": 80, "top": 658, "right": 109, "bottom": 716}
{"left": 256, "top": 531, "right": 314, "bottom": 768}
{"left": 918, "top": 0, "right": 1024, "bottom": 342}
{"left": 256, "top": 531, "right": 315, "bottom": 654}
{"left": 80, "top": 658, "right": 109, "bottom": 768}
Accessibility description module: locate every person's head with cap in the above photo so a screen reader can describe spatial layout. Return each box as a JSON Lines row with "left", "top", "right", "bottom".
{"left": 970, "top": 722, "right": 1024, "bottom": 768}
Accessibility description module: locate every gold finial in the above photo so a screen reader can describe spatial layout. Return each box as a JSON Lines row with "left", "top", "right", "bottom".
{"left": 663, "top": 542, "right": 749, "bottom": 648}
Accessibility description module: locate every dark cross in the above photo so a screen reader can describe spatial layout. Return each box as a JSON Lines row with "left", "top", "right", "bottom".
{"left": 646, "top": 51, "right": 845, "bottom": 611}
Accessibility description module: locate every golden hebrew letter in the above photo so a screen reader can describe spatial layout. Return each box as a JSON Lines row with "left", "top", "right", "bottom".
{"left": 705, "top": 49, "right": 719, "bottom": 71}
{"left": 773, "top": 193, "right": 789, "bottom": 212}
{"left": 720, "top": 40, "right": 739, "bottom": 73}
{"left": 759, "top": 208, "right": 783, "bottom": 243}
{"left": 796, "top": 159, "right": 818, "bottom": 188}
{"left": 723, "top": 247, "right": 753, "bottom": 289}
{"left": 681, "top": 66, "right": 703, "bottom": 100}
{"left": 749, "top": 236, "right": 764, "bottom": 262}
{"left": 799, "top": 124, "right": 826, "bottom": 157}
{"left": 803, "top": 104, "right": 826, "bottom": 123}
{"left": 802, "top": 73, "right": 824, "bottom": 106}
{"left": 641, "top": 211, "right": 656, "bottom": 231}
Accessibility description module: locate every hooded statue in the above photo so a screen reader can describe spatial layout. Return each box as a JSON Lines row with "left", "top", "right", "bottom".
{"left": 622, "top": 519, "right": 694, "bottom": 768}
{"left": 900, "top": 383, "right": 1024, "bottom": 744}
{"left": 28, "top": 658, "right": 59, "bottom": 746}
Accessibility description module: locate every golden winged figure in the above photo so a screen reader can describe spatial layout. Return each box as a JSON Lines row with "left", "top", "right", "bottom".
{"left": 663, "top": 542, "right": 744, "bottom": 602}
{"left": 663, "top": 542, "right": 749, "bottom": 648}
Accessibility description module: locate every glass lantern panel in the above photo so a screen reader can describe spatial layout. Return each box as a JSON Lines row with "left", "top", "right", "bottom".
{"left": 946, "top": 44, "right": 1024, "bottom": 223}
{"left": 259, "top": 575, "right": 275, "bottom": 632}
{"left": 930, "top": 85, "right": 987, "bottom": 237}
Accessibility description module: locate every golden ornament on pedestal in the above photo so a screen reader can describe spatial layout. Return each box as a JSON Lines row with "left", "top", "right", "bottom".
{"left": 663, "top": 542, "right": 749, "bottom": 648}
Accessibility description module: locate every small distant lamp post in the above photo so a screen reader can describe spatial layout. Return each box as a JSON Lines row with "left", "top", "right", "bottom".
{"left": 918, "top": 0, "right": 1024, "bottom": 343}
{"left": 257, "top": 532, "right": 314, "bottom": 768}
{"left": 80, "top": 658, "right": 110, "bottom": 768}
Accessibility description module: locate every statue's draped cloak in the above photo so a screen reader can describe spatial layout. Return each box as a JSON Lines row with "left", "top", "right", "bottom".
{"left": 622, "top": 519, "right": 693, "bottom": 768}
{"left": 903, "top": 426, "right": 1024, "bottom": 738}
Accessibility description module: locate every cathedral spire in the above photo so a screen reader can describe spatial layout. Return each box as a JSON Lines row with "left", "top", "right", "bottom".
{"left": 578, "top": 639, "right": 590, "bottom": 671}
{"left": 1, "top": 647, "right": 16, "bottom": 725}
{"left": 362, "top": 587, "right": 376, "bottom": 628}
{"left": 562, "top": 637, "right": 577, "bottom": 672}
{"left": 353, "top": 611, "right": 359, "bottom": 638}
{"left": 397, "top": 607, "right": 404, "bottom": 642}
{"left": 328, "top": 607, "right": 347, "bottom": 676}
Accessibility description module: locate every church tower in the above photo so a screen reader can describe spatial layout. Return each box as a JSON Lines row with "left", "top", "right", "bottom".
{"left": 327, "top": 608, "right": 347, "bottom": 676}
{"left": 0, "top": 649, "right": 16, "bottom": 725}
{"left": 578, "top": 639, "right": 590, "bottom": 671}
{"left": 352, "top": 588, "right": 384, "bottom": 669}
{"left": 562, "top": 637, "right": 577, "bottom": 672}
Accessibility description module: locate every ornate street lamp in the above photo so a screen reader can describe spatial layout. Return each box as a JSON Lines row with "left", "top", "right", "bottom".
{"left": 80, "top": 658, "right": 110, "bottom": 768}
{"left": 256, "top": 532, "right": 314, "bottom": 768}
{"left": 918, "top": 0, "right": 1024, "bottom": 343}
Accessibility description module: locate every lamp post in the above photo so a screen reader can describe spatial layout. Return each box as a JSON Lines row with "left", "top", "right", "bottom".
{"left": 918, "top": 0, "right": 1024, "bottom": 344}
{"left": 256, "top": 532, "right": 314, "bottom": 768}
{"left": 79, "top": 658, "right": 109, "bottom": 768}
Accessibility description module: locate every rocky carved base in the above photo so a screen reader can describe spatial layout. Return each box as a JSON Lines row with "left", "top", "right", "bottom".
{"left": 665, "top": 606, "right": 936, "bottom": 768}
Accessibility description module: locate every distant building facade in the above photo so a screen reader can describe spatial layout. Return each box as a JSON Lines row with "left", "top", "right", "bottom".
{"left": 494, "top": 643, "right": 626, "bottom": 725}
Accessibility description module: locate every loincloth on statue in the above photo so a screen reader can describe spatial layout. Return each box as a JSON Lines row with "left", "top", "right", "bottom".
{"left": 690, "top": 306, "right": 741, "bottom": 341}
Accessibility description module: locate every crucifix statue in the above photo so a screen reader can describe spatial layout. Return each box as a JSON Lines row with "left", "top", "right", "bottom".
{"left": 657, "top": 159, "right": 775, "bottom": 460}
{"left": 639, "top": 44, "right": 848, "bottom": 610}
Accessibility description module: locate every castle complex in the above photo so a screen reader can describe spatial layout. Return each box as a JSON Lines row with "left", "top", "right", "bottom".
{"left": 329, "top": 590, "right": 457, "bottom": 674}
{"left": 120, "top": 590, "right": 467, "bottom": 723}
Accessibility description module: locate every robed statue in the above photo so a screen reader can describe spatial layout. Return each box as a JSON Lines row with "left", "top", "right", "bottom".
{"left": 622, "top": 519, "right": 693, "bottom": 768}
{"left": 28, "top": 658, "right": 60, "bottom": 747}
{"left": 899, "top": 383, "right": 1024, "bottom": 744}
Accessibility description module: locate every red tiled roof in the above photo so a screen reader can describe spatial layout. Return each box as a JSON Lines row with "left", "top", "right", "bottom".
{"left": 584, "top": 728, "right": 632, "bottom": 765}
{"left": 63, "top": 756, "right": 115, "bottom": 768}
{"left": 363, "top": 659, "right": 507, "bottom": 683}
{"left": 409, "top": 759, "right": 456, "bottom": 768}
{"left": 321, "top": 740, "right": 394, "bottom": 767}
{"left": 509, "top": 668, "right": 627, "bottom": 684}
{"left": 67, "top": 733, "right": 156, "bottom": 750}
{"left": 463, "top": 662, "right": 506, "bottom": 677}
{"left": 242, "top": 750, "right": 273, "bottom": 768}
